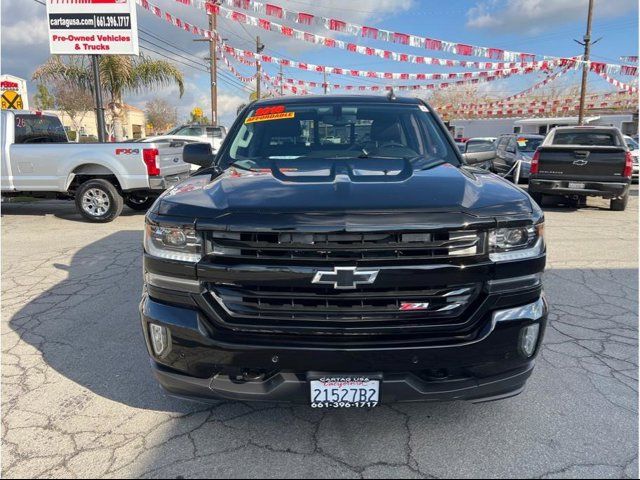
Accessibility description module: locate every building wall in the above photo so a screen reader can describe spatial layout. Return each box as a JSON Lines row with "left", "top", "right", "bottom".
{"left": 449, "top": 118, "right": 520, "bottom": 138}
{"left": 451, "top": 113, "right": 638, "bottom": 138}
{"left": 46, "top": 106, "right": 146, "bottom": 141}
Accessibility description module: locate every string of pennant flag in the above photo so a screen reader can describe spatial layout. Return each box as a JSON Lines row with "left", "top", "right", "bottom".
{"left": 220, "top": 43, "right": 545, "bottom": 93}
{"left": 211, "top": 3, "right": 567, "bottom": 72}
{"left": 137, "top": 0, "right": 566, "bottom": 81}
{"left": 594, "top": 71, "right": 639, "bottom": 94}
{"left": 443, "top": 98, "right": 638, "bottom": 117}
{"left": 173, "top": 0, "right": 637, "bottom": 76}
{"left": 444, "top": 90, "right": 637, "bottom": 112}
{"left": 138, "top": 0, "right": 639, "bottom": 110}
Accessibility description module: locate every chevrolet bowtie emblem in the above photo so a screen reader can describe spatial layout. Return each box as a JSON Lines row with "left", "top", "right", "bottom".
{"left": 312, "top": 267, "right": 380, "bottom": 289}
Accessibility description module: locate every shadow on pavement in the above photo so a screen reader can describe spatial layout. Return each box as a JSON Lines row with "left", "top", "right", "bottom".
{"left": 5, "top": 230, "right": 639, "bottom": 477}
{"left": 1, "top": 199, "right": 146, "bottom": 223}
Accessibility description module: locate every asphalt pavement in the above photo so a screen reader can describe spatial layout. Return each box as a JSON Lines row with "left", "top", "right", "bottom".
{"left": 2, "top": 188, "right": 638, "bottom": 479}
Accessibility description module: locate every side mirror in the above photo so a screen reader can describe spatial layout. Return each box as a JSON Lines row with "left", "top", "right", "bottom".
{"left": 463, "top": 151, "right": 490, "bottom": 166}
{"left": 184, "top": 142, "right": 215, "bottom": 168}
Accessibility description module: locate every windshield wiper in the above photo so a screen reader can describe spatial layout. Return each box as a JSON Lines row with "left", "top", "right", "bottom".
{"left": 226, "top": 162, "right": 256, "bottom": 172}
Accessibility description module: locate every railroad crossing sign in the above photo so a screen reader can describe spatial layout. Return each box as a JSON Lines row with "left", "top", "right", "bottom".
{"left": 1, "top": 90, "right": 24, "bottom": 110}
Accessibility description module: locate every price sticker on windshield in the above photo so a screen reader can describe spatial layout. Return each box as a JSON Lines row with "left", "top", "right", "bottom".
{"left": 245, "top": 105, "right": 296, "bottom": 124}
{"left": 517, "top": 138, "right": 528, "bottom": 147}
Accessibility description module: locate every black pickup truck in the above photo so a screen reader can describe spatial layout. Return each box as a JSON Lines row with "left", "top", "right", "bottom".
{"left": 528, "top": 126, "right": 633, "bottom": 210}
{"left": 140, "top": 95, "right": 548, "bottom": 407}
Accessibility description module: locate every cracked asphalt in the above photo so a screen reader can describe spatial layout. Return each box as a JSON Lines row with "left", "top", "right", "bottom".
{"left": 2, "top": 190, "right": 638, "bottom": 479}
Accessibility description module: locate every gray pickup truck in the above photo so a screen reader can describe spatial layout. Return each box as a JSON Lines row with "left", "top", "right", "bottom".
{"left": 1, "top": 110, "right": 191, "bottom": 222}
{"left": 528, "top": 126, "right": 633, "bottom": 211}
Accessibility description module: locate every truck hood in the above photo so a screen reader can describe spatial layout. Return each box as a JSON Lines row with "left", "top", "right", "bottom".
{"left": 156, "top": 162, "right": 532, "bottom": 222}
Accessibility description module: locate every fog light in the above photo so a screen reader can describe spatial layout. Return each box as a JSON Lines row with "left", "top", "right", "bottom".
{"left": 520, "top": 323, "right": 540, "bottom": 357}
{"left": 149, "top": 324, "right": 169, "bottom": 356}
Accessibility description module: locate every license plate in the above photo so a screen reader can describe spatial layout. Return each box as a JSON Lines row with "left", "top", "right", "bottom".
{"left": 310, "top": 376, "right": 380, "bottom": 408}
{"left": 568, "top": 182, "right": 586, "bottom": 189}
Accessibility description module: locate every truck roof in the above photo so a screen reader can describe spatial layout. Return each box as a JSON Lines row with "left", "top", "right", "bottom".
{"left": 252, "top": 94, "right": 423, "bottom": 106}
{"left": 552, "top": 125, "right": 621, "bottom": 132}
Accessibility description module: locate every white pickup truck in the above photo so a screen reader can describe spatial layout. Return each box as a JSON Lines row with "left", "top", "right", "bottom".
{"left": 1, "top": 110, "right": 191, "bottom": 222}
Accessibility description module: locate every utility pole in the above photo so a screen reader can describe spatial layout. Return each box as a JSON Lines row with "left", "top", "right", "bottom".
{"left": 256, "top": 36, "right": 264, "bottom": 100}
{"left": 193, "top": 3, "right": 218, "bottom": 125}
{"left": 279, "top": 63, "right": 284, "bottom": 96}
{"left": 323, "top": 70, "right": 328, "bottom": 95}
{"left": 91, "top": 55, "right": 106, "bottom": 142}
{"left": 576, "top": 0, "right": 595, "bottom": 125}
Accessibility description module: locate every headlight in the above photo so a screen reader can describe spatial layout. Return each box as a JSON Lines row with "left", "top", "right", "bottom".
{"left": 489, "top": 223, "right": 544, "bottom": 262}
{"left": 144, "top": 221, "right": 202, "bottom": 263}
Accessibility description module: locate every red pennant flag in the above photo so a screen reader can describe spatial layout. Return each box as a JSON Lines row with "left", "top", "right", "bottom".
{"left": 424, "top": 39, "right": 442, "bottom": 51}
{"left": 266, "top": 4, "right": 284, "bottom": 18}
{"left": 362, "top": 26, "right": 379, "bottom": 39}
{"left": 456, "top": 44, "right": 473, "bottom": 56}
{"left": 259, "top": 19, "right": 270, "bottom": 30}
{"left": 329, "top": 19, "right": 347, "bottom": 31}
{"left": 393, "top": 33, "right": 410, "bottom": 45}
{"left": 298, "top": 12, "right": 314, "bottom": 25}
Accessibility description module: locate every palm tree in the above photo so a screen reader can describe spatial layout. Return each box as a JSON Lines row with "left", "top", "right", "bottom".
{"left": 33, "top": 55, "right": 185, "bottom": 141}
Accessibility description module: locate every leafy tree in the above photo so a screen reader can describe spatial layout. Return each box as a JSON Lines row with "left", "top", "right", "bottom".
{"left": 145, "top": 98, "right": 178, "bottom": 134}
{"left": 189, "top": 107, "right": 210, "bottom": 125}
{"left": 33, "top": 84, "right": 55, "bottom": 111}
{"left": 33, "top": 55, "right": 184, "bottom": 141}
{"left": 53, "top": 82, "right": 94, "bottom": 139}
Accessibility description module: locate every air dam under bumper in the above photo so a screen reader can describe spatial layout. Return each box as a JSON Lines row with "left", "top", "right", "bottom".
{"left": 141, "top": 295, "right": 548, "bottom": 404}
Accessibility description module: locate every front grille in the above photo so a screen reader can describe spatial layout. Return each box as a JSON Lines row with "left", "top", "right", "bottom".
{"left": 206, "top": 230, "right": 485, "bottom": 262}
{"left": 206, "top": 283, "right": 482, "bottom": 331}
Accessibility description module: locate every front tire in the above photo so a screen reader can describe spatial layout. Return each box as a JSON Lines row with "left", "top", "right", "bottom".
{"left": 125, "top": 193, "right": 157, "bottom": 211}
{"left": 75, "top": 179, "right": 124, "bottom": 223}
{"left": 610, "top": 192, "right": 628, "bottom": 211}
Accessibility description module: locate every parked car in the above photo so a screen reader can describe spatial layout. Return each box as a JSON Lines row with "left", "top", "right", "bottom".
{"left": 136, "top": 136, "right": 205, "bottom": 171}
{"left": 1, "top": 110, "right": 191, "bottom": 222}
{"left": 455, "top": 141, "right": 466, "bottom": 153}
{"left": 493, "top": 134, "right": 545, "bottom": 182}
{"left": 462, "top": 137, "right": 496, "bottom": 170}
{"left": 624, "top": 135, "right": 639, "bottom": 179}
{"left": 529, "top": 126, "right": 632, "bottom": 210}
{"left": 140, "top": 95, "right": 548, "bottom": 406}
{"left": 157, "top": 124, "right": 228, "bottom": 152}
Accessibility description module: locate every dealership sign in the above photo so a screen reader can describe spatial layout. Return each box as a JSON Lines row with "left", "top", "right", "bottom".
{"left": 46, "top": 0, "right": 139, "bottom": 55}
{"left": 1, "top": 75, "right": 29, "bottom": 111}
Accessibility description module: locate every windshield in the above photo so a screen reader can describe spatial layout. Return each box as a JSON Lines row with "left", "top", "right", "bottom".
{"left": 625, "top": 136, "right": 638, "bottom": 151}
{"left": 218, "top": 102, "right": 459, "bottom": 170}
{"left": 517, "top": 137, "right": 543, "bottom": 152}
{"left": 465, "top": 140, "right": 495, "bottom": 153}
{"left": 553, "top": 131, "right": 620, "bottom": 146}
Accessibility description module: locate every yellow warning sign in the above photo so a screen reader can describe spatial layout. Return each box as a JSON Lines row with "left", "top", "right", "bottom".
{"left": 245, "top": 112, "right": 296, "bottom": 124}
{"left": 2, "top": 91, "right": 23, "bottom": 110}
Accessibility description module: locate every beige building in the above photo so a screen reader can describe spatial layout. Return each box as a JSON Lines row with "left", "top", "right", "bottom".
{"left": 47, "top": 104, "right": 147, "bottom": 141}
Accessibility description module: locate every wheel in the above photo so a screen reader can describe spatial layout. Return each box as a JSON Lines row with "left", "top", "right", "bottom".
{"left": 125, "top": 193, "right": 157, "bottom": 211}
{"left": 529, "top": 191, "right": 543, "bottom": 207}
{"left": 75, "top": 179, "right": 124, "bottom": 222}
{"left": 610, "top": 192, "right": 628, "bottom": 211}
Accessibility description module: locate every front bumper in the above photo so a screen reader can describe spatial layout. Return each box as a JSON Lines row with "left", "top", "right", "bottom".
{"left": 528, "top": 178, "right": 629, "bottom": 198}
{"left": 140, "top": 293, "right": 548, "bottom": 404}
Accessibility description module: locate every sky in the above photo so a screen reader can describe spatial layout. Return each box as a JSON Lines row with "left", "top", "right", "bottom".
{"left": 1, "top": 0, "right": 638, "bottom": 127}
